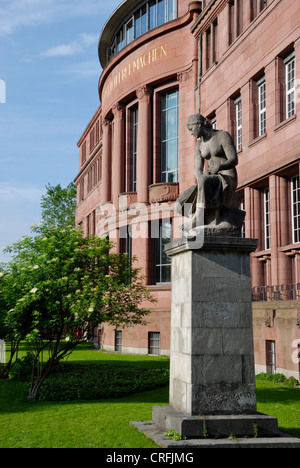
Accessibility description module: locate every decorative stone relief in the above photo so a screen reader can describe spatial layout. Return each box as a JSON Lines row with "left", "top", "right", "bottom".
{"left": 149, "top": 182, "right": 179, "bottom": 203}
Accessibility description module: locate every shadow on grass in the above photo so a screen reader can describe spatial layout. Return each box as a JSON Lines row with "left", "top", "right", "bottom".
{"left": 256, "top": 384, "right": 300, "bottom": 405}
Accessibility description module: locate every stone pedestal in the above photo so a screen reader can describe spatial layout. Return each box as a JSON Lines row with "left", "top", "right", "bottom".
{"left": 166, "top": 236, "right": 258, "bottom": 416}
{"left": 150, "top": 235, "right": 282, "bottom": 440}
{"left": 132, "top": 235, "right": 300, "bottom": 447}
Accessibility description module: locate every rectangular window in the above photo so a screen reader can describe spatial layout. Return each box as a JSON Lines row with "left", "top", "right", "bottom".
{"left": 96, "top": 120, "right": 100, "bottom": 142}
{"left": 235, "top": 96, "right": 242, "bottom": 151}
{"left": 211, "top": 115, "right": 217, "bottom": 129}
{"left": 117, "top": 29, "right": 125, "bottom": 52}
{"left": 161, "top": 90, "right": 179, "bottom": 183}
{"left": 132, "top": 108, "right": 138, "bottom": 192}
{"left": 257, "top": 76, "right": 266, "bottom": 136}
{"left": 80, "top": 179, "right": 84, "bottom": 201}
{"left": 149, "top": 0, "right": 157, "bottom": 29}
{"left": 115, "top": 331, "right": 122, "bottom": 352}
{"left": 266, "top": 340, "right": 276, "bottom": 374}
{"left": 157, "top": 0, "right": 165, "bottom": 26}
{"left": 236, "top": 0, "right": 243, "bottom": 37}
{"left": 126, "top": 18, "right": 134, "bottom": 45}
{"left": 240, "top": 198, "right": 245, "bottom": 238}
{"left": 98, "top": 155, "right": 102, "bottom": 181}
{"left": 90, "top": 128, "right": 95, "bottom": 151}
{"left": 81, "top": 141, "right": 86, "bottom": 164}
{"left": 155, "top": 219, "right": 172, "bottom": 284}
{"left": 120, "top": 225, "right": 132, "bottom": 260}
{"left": 141, "top": 5, "right": 148, "bottom": 34}
{"left": 167, "top": 0, "right": 175, "bottom": 21}
{"left": 148, "top": 332, "right": 160, "bottom": 355}
{"left": 110, "top": 0, "right": 177, "bottom": 59}
{"left": 134, "top": 11, "right": 142, "bottom": 38}
{"left": 120, "top": 225, "right": 132, "bottom": 284}
{"left": 285, "top": 52, "right": 296, "bottom": 119}
{"left": 264, "top": 188, "right": 271, "bottom": 250}
{"left": 228, "top": 0, "right": 235, "bottom": 45}
{"left": 292, "top": 176, "right": 300, "bottom": 244}
{"left": 258, "top": 0, "right": 268, "bottom": 13}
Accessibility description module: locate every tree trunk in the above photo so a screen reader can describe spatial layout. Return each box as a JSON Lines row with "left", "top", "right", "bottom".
{"left": 28, "top": 376, "right": 47, "bottom": 401}
{"left": 27, "top": 359, "right": 56, "bottom": 401}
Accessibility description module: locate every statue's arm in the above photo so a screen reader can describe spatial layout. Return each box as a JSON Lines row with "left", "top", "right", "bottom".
{"left": 219, "top": 131, "right": 238, "bottom": 170}
{"left": 194, "top": 141, "right": 204, "bottom": 181}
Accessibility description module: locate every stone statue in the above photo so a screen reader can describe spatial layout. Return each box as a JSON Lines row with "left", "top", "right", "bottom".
{"left": 174, "top": 114, "right": 245, "bottom": 236}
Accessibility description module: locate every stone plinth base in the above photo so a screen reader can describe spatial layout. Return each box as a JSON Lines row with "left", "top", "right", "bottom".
{"left": 130, "top": 420, "right": 300, "bottom": 448}
{"left": 152, "top": 406, "right": 279, "bottom": 438}
{"left": 131, "top": 236, "right": 300, "bottom": 448}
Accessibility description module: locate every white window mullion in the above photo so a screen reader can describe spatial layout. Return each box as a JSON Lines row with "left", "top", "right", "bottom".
{"left": 257, "top": 76, "right": 266, "bottom": 136}
{"left": 235, "top": 96, "right": 242, "bottom": 151}
{"left": 285, "top": 52, "right": 296, "bottom": 119}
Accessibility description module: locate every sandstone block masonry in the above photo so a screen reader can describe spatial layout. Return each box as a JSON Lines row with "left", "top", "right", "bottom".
{"left": 166, "top": 236, "right": 258, "bottom": 416}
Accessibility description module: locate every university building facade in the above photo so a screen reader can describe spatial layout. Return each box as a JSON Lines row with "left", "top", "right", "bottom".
{"left": 74, "top": 0, "right": 300, "bottom": 379}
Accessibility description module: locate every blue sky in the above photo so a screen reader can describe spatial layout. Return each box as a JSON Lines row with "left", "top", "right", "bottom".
{"left": 0, "top": 0, "right": 121, "bottom": 261}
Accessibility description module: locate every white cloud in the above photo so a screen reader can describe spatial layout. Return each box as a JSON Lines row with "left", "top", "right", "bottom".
{"left": 40, "top": 33, "right": 99, "bottom": 58}
{"left": 40, "top": 42, "right": 84, "bottom": 58}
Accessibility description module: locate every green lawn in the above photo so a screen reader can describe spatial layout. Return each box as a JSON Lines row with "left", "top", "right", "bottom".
{"left": 0, "top": 344, "right": 299, "bottom": 448}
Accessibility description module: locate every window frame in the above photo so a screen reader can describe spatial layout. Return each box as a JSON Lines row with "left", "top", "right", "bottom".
{"left": 264, "top": 188, "right": 271, "bottom": 250}
{"left": 132, "top": 108, "right": 138, "bottom": 192}
{"left": 266, "top": 340, "right": 276, "bottom": 374}
{"left": 235, "top": 96, "right": 242, "bottom": 151}
{"left": 285, "top": 52, "right": 296, "bottom": 120}
{"left": 115, "top": 330, "right": 122, "bottom": 352}
{"left": 148, "top": 332, "right": 161, "bottom": 355}
{"left": 161, "top": 89, "right": 179, "bottom": 183}
{"left": 154, "top": 219, "right": 172, "bottom": 284}
{"left": 110, "top": 0, "right": 177, "bottom": 59}
{"left": 291, "top": 175, "right": 300, "bottom": 244}
{"left": 257, "top": 76, "right": 266, "bottom": 136}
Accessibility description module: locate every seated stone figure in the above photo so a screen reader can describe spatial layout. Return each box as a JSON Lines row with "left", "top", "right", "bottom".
{"left": 174, "top": 114, "right": 245, "bottom": 236}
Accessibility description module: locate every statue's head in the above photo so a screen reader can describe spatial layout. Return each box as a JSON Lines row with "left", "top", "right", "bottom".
{"left": 186, "top": 114, "right": 212, "bottom": 138}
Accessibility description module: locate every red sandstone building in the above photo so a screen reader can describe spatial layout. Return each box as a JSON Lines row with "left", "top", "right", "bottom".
{"left": 74, "top": 0, "right": 300, "bottom": 379}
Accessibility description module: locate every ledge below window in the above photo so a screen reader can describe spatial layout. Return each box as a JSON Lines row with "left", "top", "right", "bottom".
{"left": 274, "top": 114, "right": 297, "bottom": 133}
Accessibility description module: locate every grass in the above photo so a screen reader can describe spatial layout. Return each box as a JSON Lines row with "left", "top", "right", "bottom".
{"left": 256, "top": 380, "right": 300, "bottom": 438}
{"left": 0, "top": 343, "right": 299, "bottom": 448}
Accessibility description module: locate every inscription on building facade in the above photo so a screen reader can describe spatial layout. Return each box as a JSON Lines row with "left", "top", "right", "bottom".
{"left": 102, "top": 44, "right": 167, "bottom": 103}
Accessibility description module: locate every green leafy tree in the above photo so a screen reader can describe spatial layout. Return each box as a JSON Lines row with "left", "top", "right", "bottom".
{"left": 37, "top": 182, "right": 77, "bottom": 230}
{"left": 0, "top": 259, "right": 33, "bottom": 378}
{"left": 4, "top": 226, "right": 154, "bottom": 400}
{"left": 0, "top": 182, "right": 77, "bottom": 377}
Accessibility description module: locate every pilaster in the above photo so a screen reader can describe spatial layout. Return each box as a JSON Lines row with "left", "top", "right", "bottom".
{"left": 102, "top": 118, "right": 112, "bottom": 203}
{"left": 112, "top": 103, "right": 125, "bottom": 210}
{"left": 136, "top": 86, "right": 153, "bottom": 204}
